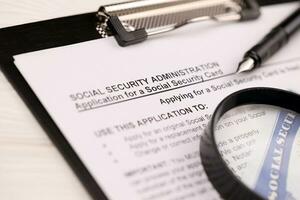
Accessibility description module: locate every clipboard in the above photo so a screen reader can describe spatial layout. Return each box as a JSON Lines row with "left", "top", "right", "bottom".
{"left": 0, "top": 0, "right": 297, "bottom": 199}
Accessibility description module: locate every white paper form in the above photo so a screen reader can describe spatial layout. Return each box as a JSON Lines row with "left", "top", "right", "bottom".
{"left": 13, "top": 3, "right": 300, "bottom": 200}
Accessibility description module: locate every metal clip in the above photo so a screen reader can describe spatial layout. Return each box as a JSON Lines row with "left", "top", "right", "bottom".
{"left": 97, "top": 0, "right": 260, "bottom": 47}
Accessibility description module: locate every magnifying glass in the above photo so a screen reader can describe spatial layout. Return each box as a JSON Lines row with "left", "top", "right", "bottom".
{"left": 200, "top": 87, "right": 300, "bottom": 200}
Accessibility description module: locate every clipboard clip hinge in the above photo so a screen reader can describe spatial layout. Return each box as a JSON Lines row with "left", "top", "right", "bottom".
{"left": 107, "top": 16, "right": 148, "bottom": 47}
{"left": 96, "top": 0, "right": 260, "bottom": 47}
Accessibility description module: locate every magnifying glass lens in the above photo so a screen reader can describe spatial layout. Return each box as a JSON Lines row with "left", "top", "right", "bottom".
{"left": 215, "top": 104, "right": 300, "bottom": 200}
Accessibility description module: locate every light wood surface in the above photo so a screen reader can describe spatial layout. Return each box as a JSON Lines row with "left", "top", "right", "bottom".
{"left": 0, "top": 1, "right": 123, "bottom": 199}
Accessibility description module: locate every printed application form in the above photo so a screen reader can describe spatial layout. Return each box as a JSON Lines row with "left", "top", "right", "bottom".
{"left": 13, "top": 3, "right": 300, "bottom": 200}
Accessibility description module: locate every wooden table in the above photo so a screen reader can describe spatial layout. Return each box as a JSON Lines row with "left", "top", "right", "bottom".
{"left": 0, "top": 1, "right": 122, "bottom": 199}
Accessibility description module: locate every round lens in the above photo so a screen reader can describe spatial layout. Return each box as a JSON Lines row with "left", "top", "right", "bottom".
{"left": 214, "top": 104, "right": 300, "bottom": 200}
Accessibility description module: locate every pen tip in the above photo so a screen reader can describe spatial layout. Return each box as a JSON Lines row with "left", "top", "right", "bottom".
{"left": 236, "top": 57, "right": 255, "bottom": 74}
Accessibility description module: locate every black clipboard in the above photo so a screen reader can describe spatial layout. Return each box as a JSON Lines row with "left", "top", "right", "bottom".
{"left": 0, "top": 0, "right": 297, "bottom": 199}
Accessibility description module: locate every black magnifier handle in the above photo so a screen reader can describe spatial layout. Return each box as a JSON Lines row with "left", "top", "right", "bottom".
{"left": 237, "top": 7, "right": 300, "bottom": 73}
